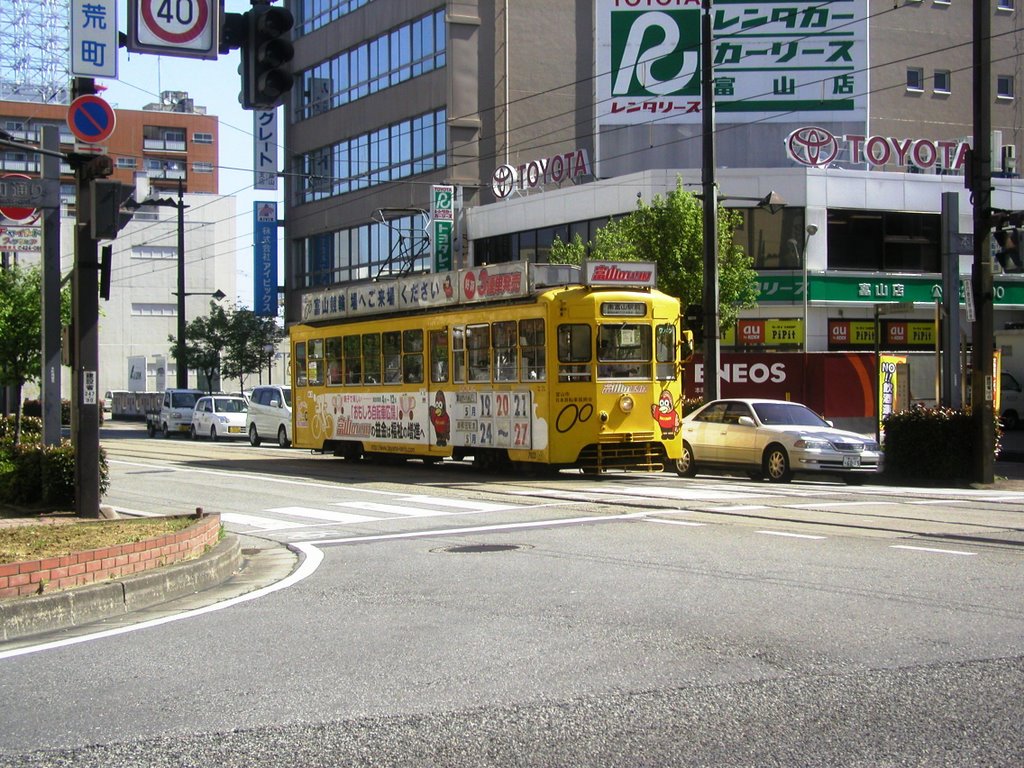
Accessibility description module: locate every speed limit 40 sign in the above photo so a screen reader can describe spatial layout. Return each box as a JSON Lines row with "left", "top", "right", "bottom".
{"left": 127, "top": 0, "right": 219, "bottom": 60}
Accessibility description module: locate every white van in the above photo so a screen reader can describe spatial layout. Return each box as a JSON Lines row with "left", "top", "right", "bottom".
{"left": 247, "top": 385, "right": 292, "bottom": 447}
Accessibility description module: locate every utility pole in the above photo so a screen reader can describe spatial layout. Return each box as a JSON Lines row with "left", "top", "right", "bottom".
{"left": 700, "top": 0, "right": 720, "bottom": 401}
{"left": 970, "top": 1, "right": 995, "bottom": 483}
{"left": 41, "top": 124, "right": 61, "bottom": 446}
{"left": 175, "top": 179, "right": 188, "bottom": 388}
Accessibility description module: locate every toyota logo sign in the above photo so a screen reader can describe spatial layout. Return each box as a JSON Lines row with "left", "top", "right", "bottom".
{"left": 786, "top": 127, "right": 840, "bottom": 168}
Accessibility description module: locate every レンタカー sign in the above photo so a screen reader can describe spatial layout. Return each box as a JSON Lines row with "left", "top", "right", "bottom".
{"left": 127, "top": 0, "right": 219, "bottom": 60}
{"left": 595, "top": 0, "right": 867, "bottom": 126}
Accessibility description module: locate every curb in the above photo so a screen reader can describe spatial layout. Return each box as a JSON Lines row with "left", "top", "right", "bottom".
{"left": 0, "top": 534, "right": 242, "bottom": 643}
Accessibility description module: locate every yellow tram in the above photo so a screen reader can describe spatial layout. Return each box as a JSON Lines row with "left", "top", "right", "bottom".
{"left": 290, "top": 261, "right": 692, "bottom": 472}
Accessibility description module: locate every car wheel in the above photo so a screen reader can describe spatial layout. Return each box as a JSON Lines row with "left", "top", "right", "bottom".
{"left": 278, "top": 425, "right": 291, "bottom": 448}
{"left": 674, "top": 442, "right": 697, "bottom": 477}
{"left": 249, "top": 424, "right": 261, "bottom": 447}
{"left": 190, "top": 425, "right": 198, "bottom": 440}
{"left": 210, "top": 426, "right": 218, "bottom": 442}
{"left": 763, "top": 445, "right": 793, "bottom": 483}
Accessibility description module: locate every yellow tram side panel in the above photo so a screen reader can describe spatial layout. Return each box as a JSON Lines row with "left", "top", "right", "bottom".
{"left": 289, "top": 284, "right": 684, "bottom": 468}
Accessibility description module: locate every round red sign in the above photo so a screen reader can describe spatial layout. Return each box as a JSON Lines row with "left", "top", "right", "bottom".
{"left": 0, "top": 173, "right": 37, "bottom": 222}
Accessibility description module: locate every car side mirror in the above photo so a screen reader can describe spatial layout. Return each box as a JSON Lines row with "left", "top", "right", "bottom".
{"left": 270, "top": 399, "right": 280, "bottom": 408}
{"left": 737, "top": 416, "right": 755, "bottom": 427}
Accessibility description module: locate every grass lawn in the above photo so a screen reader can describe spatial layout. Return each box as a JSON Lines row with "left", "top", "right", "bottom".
{"left": 0, "top": 509, "right": 195, "bottom": 564}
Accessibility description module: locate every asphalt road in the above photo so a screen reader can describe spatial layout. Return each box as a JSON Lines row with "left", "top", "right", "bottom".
{"left": 1, "top": 426, "right": 1021, "bottom": 767}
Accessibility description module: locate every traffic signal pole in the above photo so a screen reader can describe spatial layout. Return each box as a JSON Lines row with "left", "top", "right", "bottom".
{"left": 970, "top": 1, "right": 995, "bottom": 484}
{"left": 71, "top": 77, "right": 103, "bottom": 517}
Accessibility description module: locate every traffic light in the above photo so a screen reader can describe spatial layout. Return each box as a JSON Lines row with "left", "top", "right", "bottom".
{"left": 684, "top": 304, "right": 705, "bottom": 345}
{"left": 90, "top": 180, "right": 135, "bottom": 240}
{"left": 996, "top": 228, "right": 1022, "bottom": 273}
{"left": 240, "top": 3, "right": 295, "bottom": 110}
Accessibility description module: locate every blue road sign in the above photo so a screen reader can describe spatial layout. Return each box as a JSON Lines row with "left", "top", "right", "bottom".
{"left": 67, "top": 95, "right": 116, "bottom": 144}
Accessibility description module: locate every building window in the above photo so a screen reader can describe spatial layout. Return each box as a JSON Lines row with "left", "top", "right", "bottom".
{"left": 933, "top": 70, "right": 951, "bottom": 94}
{"left": 906, "top": 67, "right": 924, "bottom": 92}
{"left": 193, "top": 132, "right": 213, "bottom": 144}
{"left": 296, "top": 9, "right": 445, "bottom": 122}
{"left": 131, "top": 303, "right": 176, "bottom": 316}
{"left": 997, "top": 0, "right": 1014, "bottom": 9}
{"left": 132, "top": 245, "right": 178, "bottom": 260}
{"left": 826, "top": 210, "right": 941, "bottom": 273}
{"left": 998, "top": 75, "right": 1015, "bottom": 99}
{"left": 116, "top": 157, "right": 137, "bottom": 169}
{"left": 192, "top": 161, "right": 214, "bottom": 173}
{"left": 295, "top": 0, "right": 374, "bottom": 37}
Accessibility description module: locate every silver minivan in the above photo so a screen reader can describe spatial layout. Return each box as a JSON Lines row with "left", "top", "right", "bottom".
{"left": 246, "top": 385, "right": 292, "bottom": 447}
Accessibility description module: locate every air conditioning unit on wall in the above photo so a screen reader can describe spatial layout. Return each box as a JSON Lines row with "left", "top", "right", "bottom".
{"left": 1003, "top": 144, "right": 1017, "bottom": 175}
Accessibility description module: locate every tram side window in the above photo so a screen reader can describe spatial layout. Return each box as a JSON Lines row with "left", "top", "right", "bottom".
{"left": 467, "top": 324, "right": 491, "bottom": 382}
{"left": 403, "top": 329, "right": 424, "bottom": 384}
{"left": 429, "top": 329, "right": 449, "bottom": 383}
{"left": 363, "top": 333, "right": 382, "bottom": 384}
{"left": 383, "top": 331, "right": 402, "bottom": 383}
{"left": 295, "top": 342, "right": 308, "bottom": 387}
{"left": 655, "top": 324, "right": 676, "bottom": 380}
{"left": 326, "top": 336, "right": 343, "bottom": 385}
{"left": 519, "top": 318, "right": 545, "bottom": 381}
{"left": 453, "top": 326, "right": 466, "bottom": 383}
{"left": 307, "top": 338, "right": 325, "bottom": 386}
{"left": 493, "top": 321, "right": 517, "bottom": 382}
{"left": 597, "top": 324, "right": 652, "bottom": 379}
{"left": 557, "top": 324, "right": 592, "bottom": 382}
{"left": 343, "top": 335, "right": 361, "bottom": 384}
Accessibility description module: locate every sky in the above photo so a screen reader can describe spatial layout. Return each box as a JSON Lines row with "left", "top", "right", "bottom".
{"left": 98, "top": 0, "right": 281, "bottom": 309}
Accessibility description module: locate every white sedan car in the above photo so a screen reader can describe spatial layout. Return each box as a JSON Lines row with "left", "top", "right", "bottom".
{"left": 676, "top": 398, "right": 882, "bottom": 483}
{"left": 190, "top": 395, "right": 249, "bottom": 441}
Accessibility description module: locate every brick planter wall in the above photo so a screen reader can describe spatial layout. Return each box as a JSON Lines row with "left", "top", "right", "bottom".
{"left": 0, "top": 514, "right": 222, "bottom": 599}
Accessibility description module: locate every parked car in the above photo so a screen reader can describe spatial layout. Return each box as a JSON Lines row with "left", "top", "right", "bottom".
{"left": 190, "top": 395, "right": 249, "bottom": 441}
{"left": 247, "top": 385, "right": 292, "bottom": 447}
{"left": 675, "top": 398, "right": 882, "bottom": 484}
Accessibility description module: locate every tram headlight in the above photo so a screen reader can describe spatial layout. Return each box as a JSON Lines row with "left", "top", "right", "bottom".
{"left": 618, "top": 395, "right": 634, "bottom": 413}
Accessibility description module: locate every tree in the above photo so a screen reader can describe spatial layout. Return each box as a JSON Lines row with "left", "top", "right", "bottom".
{"left": 171, "top": 302, "right": 284, "bottom": 393}
{"left": 0, "top": 265, "right": 49, "bottom": 444}
{"left": 221, "top": 307, "right": 285, "bottom": 391}
{"left": 168, "top": 300, "right": 231, "bottom": 392}
{"left": 549, "top": 177, "right": 759, "bottom": 333}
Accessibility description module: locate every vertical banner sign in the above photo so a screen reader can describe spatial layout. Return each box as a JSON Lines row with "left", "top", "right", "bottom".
{"left": 254, "top": 111, "right": 278, "bottom": 191}
{"left": 878, "top": 354, "right": 906, "bottom": 439}
{"left": 70, "top": 0, "right": 118, "bottom": 78}
{"left": 254, "top": 202, "right": 279, "bottom": 317}
{"left": 431, "top": 185, "right": 454, "bottom": 272}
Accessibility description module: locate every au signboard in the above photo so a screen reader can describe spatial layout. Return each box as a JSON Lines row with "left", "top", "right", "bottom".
{"left": 596, "top": 0, "right": 868, "bottom": 125}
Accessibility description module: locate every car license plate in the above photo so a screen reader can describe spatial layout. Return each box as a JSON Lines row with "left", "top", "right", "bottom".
{"left": 843, "top": 455, "right": 861, "bottom": 468}
{"left": 228, "top": 426, "right": 243, "bottom": 434}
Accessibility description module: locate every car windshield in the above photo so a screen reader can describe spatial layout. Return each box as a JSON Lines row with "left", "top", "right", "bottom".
{"left": 752, "top": 402, "right": 829, "bottom": 427}
{"left": 171, "top": 392, "right": 198, "bottom": 408}
{"left": 214, "top": 398, "right": 247, "bottom": 413}
{"left": 282, "top": 388, "right": 292, "bottom": 407}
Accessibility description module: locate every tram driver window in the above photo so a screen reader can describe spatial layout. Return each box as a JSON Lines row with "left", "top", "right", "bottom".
{"left": 493, "top": 321, "right": 517, "bottom": 382}
{"left": 655, "top": 324, "right": 677, "bottom": 380}
{"left": 326, "top": 336, "right": 343, "bottom": 385}
{"left": 596, "top": 324, "right": 651, "bottom": 379}
{"left": 519, "top": 318, "right": 545, "bottom": 381}
{"left": 343, "top": 335, "right": 361, "bottom": 384}
{"left": 307, "top": 338, "right": 325, "bottom": 386}
{"left": 557, "top": 324, "right": 592, "bottom": 382}
{"left": 429, "top": 329, "right": 449, "bottom": 383}
{"left": 403, "top": 329, "right": 424, "bottom": 384}
{"left": 295, "top": 342, "right": 308, "bottom": 387}
{"left": 467, "top": 324, "right": 491, "bottom": 382}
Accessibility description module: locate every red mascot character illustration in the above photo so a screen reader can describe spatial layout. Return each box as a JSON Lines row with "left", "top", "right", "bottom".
{"left": 651, "top": 389, "right": 680, "bottom": 439}
{"left": 429, "top": 390, "right": 450, "bottom": 446}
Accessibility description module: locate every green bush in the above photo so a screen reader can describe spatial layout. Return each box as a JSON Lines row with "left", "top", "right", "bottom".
{"left": 0, "top": 415, "right": 43, "bottom": 448}
{"left": 882, "top": 404, "right": 998, "bottom": 482}
{"left": 21, "top": 399, "right": 73, "bottom": 425}
{"left": 0, "top": 440, "right": 109, "bottom": 509}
